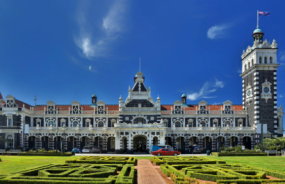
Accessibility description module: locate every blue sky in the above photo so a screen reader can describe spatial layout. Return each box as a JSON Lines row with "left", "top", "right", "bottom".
{"left": 0, "top": 0, "right": 285, "bottom": 109}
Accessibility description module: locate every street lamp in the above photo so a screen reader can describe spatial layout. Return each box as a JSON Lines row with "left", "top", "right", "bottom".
{"left": 218, "top": 126, "right": 221, "bottom": 153}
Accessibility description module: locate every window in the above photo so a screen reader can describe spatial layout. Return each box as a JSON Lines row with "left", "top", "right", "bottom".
{"left": 8, "top": 119, "right": 12, "bottom": 126}
{"left": 244, "top": 65, "right": 247, "bottom": 71}
{"left": 49, "top": 121, "right": 54, "bottom": 127}
{"left": 248, "top": 62, "right": 251, "bottom": 68}
{"left": 133, "top": 118, "right": 146, "bottom": 124}
{"left": 73, "top": 121, "right": 78, "bottom": 127}
{"left": 175, "top": 122, "right": 181, "bottom": 127}
{"left": 98, "top": 121, "right": 104, "bottom": 127}
{"left": 252, "top": 59, "right": 254, "bottom": 66}
{"left": 259, "top": 57, "right": 262, "bottom": 63}
{"left": 270, "top": 57, "right": 273, "bottom": 64}
{"left": 264, "top": 57, "right": 267, "bottom": 64}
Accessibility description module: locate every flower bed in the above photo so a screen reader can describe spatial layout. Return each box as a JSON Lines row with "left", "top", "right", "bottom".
{"left": 212, "top": 152, "right": 267, "bottom": 157}
{"left": 0, "top": 163, "right": 136, "bottom": 184}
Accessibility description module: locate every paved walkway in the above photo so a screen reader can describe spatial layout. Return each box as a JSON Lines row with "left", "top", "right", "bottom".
{"left": 75, "top": 153, "right": 207, "bottom": 156}
{"left": 135, "top": 159, "right": 166, "bottom": 184}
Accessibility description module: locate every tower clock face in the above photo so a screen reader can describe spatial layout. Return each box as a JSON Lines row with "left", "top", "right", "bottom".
{"left": 247, "top": 90, "right": 252, "bottom": 96}
{"left": 264, "top": 87, "right": 269, "bottom": 93}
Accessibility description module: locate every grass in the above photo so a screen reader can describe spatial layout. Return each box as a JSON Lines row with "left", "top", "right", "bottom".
{"left": 0, "top": 156, "right": 81, "bottom": 175}
{"left": 0, "top": 155, "right": 153, "bottom": 175}
{"left": 2, "top": 155, "right": 285, "bottom": 175}
{"left": 212, "top": 156, "right": 285, "bottom": 172}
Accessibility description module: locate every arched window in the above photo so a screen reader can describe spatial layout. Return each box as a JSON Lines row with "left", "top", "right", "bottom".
{"left": 259, "top": 57, "right": 262, "bottom": 63}
{"left": 133, "top": 118, "right": 146, "bottom": 124}
{"left": 98, "top": 121, "right": 104, "bottom": 127}
{"left": 73, "top": 121, "right": 78, "bottom": 127}
{"left": 200, "top": 122, "right": 206, "bottom": 127}
{"left": 248, "top": 62, "right": 250, "bottom": 68}
{"left": 252, "top": 59, "right": 254, "bottom": 66}
{"left": 270, "top": 57, "right": 273, "bottom": 64}
{"left": 264, "top": 57, "right": 267, "bottom": 64}
{"left": 175, "top": 122, "right": 181, "bottom": 127}
{"left": 244, "top": 64, "right": 247, "bottom": 71}
{"left": 49, "top": 121, "right": 55, "bottom": 127}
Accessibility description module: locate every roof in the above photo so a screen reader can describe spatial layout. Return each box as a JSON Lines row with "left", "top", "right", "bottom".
{"left": 253, "top": 27, "right": 263, "bottom": 33}
{"left": 33, "top": 104, "right": 119, "bottom": 111}
{"left": 15, "top": 99, "right": 32, "bottom": 109}
{"left": 0, "top": 92, "right": 3, "bottom": 99}
{"left": 92, "top": 94, "right": 96, "bottom": 97}
{"left": 161, "top": 104, "right": 243, "bottom": 111}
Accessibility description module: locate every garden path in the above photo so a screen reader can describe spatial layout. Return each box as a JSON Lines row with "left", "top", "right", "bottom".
{"left": 135, "top": 159, "right": 166, "bottom": 184}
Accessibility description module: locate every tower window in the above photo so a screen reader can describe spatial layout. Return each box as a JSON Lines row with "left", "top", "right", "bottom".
{"left": 244, "top": 64, "right": 247, "bottom": 71}
{"left": 252, "top": 59, "right": 254, "bottom": 66}
{"left": 248, "top": 62, "right": 250, "bottom": 68}
{"left": 264, "top": 57, "right": 267, "bottom": 64}
{"left": 270, "top": 57, "right": 273, "bottom": 64}
{"left": 259, "top": 57, "right": 262, "bottom": 63}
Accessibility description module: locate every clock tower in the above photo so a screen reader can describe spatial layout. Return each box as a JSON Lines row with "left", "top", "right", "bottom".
{"left": 240, "top": 26, "right": 281, "bottom": 137}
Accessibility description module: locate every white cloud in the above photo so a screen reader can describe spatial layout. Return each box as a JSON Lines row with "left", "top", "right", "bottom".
{"left": 207, "top": 25, "right": 229, "bottom": 39}
{"left": 214, "top": 78, "right": 224, "bottom": 88}
{"left": 237, "top": 68, "right": 242, "bottom": 73}
{"left": 89, "top": 65, "right": 92, "bottom": 71}
{"left": 187, "top": 79, "right": 224, "bottom": 101}
{"left": 280, "top": 95, "right": 284, "bottom": 98}
{"left": 74, "top": 0, "right": 128, "bottom": 59}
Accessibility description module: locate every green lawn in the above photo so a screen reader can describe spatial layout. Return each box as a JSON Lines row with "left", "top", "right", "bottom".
{"left": 213, "top": 156, "right": 285, "bottom": 172}
{"left": 2, "top": 155, "right": 285, "bottom": 175}
{"left": 0, "top": 156, "right": 153, "bottom": 175}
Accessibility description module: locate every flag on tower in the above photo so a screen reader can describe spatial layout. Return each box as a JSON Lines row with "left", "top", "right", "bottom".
{"left": 258, "top": 11, "right": 270, "bottom": 16}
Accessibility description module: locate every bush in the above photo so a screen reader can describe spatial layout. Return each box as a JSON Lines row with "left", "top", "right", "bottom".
{"left": 211, "top": 152, "right": 266, "bottom": 157}
{"left": 235, "top": 146, "right": 242, "bottom": 152}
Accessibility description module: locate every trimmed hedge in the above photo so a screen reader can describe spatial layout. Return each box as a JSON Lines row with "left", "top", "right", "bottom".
{"left": 151, "top": 156, "right": 226, "bottom": 165}
{"left": 217, "top": 179, "right": 285, "bottom": 184}
{"left": 66, "top": 156, "right": 137, "bottom": 165}
{"left": 212, "top": 152, "right": 267, "bottom": 157}
{"left": 19, "top": 152, "right": 72, "bottom": 156}
{"left": 0, "top": 163, "right": 136, "bottom": 184}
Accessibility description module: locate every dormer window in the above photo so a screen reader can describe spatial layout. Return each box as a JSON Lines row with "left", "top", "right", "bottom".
{"left": 198, "top": 105, "right": 208, "bottom": 114}
{"left": 47, "top": 106, "right": 54, "bottom": 114}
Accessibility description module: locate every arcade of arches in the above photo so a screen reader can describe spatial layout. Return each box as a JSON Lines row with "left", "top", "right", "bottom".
{"left": 25, "top": 134, "right": 253, "bottom": 153}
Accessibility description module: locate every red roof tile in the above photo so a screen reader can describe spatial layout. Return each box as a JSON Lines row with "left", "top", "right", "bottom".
{"left": 15, "top": 99, "right": 32, "bottom": 109}
{"left": 0, "top": 92, "right": 3, "bottom": 99}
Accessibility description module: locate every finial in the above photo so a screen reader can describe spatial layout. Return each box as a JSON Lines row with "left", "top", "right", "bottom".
{"left": 34, "top": 95, "right": 37, "bottom": 106}
{"left": 129, "top": 85, "right": 131, "bottom": 90}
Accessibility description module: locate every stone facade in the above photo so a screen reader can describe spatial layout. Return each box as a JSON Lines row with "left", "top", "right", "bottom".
{"left": 0, "top": 27, "right": 284, "bottom": 153}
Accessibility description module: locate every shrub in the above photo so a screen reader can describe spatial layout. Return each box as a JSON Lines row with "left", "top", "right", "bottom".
{"left": 235, "top": 146, "right": 242, "bottom": 152}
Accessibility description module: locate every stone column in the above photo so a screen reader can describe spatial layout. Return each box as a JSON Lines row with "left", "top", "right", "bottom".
{"left": 24, "top": 134, "right": 28, "bottom": 150}
{"left": 238, "top": 134, "right": 243, "bottom": 146}
{"left": 89, "top": 134, "right": 94, "bottom": 147}
{"left": 36, "top": 134, "right": 41, "bottom": 149}
{"left": 49, "top": 134, "right": 54, "bottom": 150}
{"left": 212, "top": 135, "right": 217, "bottom": 152}
{"left": 159, "top": 134, "right": 165, "bottom": 145}
{"left": 63, "top": 135, "right": 67, "bottom": 151}
{"left": 184, "top": 134, "right": 189, "bottom": 152}
{"left": 103, "top": 134, "right": 107, "bottom": 152}
{"left": 199, "top": 135, "right": 203, "bottom": 151}
{"left": 115, "top": 133, "right": 120, "bottom": 153}
{"left": 75, "top": 134, "right": 80, "bottom": 149}
{"left": 172, "top": 134, "right": 176, "bottom": 150}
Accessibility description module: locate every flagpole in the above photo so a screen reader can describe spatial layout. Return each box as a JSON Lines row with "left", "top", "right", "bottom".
{"left": 257, "top": 10, "right": 259, "bottom": 28}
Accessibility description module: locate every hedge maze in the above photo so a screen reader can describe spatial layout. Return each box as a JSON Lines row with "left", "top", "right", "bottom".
{"left": 153, "top": 156, "right": 285, "bottom": 184}
{"left": 0, "top": 157, "right": 137, "bottom": 184}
